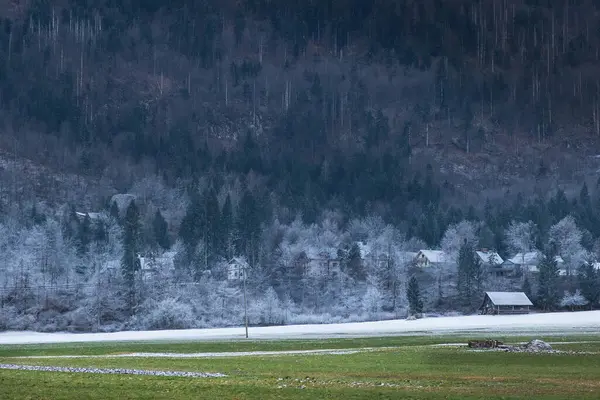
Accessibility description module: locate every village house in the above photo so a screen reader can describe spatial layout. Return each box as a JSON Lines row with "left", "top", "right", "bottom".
{"left": 138, "top": 251, "right": 176, "bottom": 280}
{"left": 306, "top": 249, "right": 340, "bottom": 276}
{"left": 227, "top": 257, "right": 249, "bottom": 281}
{"left": 479, "top": 291, "right": 533, "bottom": 315}
{"left": 414, "top": 250, "right": 447, "bottom": 268}
{"left": 508, "top": 251, "right": 565, "bottom": 274}
{"left": 475, "top": 249, "right": 509, "bottom": 277}
{"left": 476, "top": 249, "right": 503, "bottom": 266}
{"left": 494, "top": 259, "right": 517, "bottom": 277}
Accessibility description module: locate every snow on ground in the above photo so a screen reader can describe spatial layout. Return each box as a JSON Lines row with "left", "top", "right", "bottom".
{"left": 0, "top": 311, "right": 599, "bottom": 345}
{"left": 16, "top": 349, "right": 369, "bottom": 359}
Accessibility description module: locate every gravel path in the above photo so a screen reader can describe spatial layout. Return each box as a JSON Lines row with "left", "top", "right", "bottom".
{"left": 0, "top": 363, "right": 226, "bottom": 378}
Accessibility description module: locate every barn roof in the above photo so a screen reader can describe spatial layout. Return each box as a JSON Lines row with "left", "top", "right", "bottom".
{"left": 485, "top": 291, "right": 533, "bottom": 306}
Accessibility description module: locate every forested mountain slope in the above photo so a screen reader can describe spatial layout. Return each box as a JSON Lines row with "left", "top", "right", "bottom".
{"left": 0, "top": 1, "right": 599, "bottom": 331}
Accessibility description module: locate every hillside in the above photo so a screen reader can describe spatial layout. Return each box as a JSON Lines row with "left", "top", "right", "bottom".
{"left": 1, "top": 1, "right": 600, "bottom": 202}
{"left": 0, "top": 1, "right": 599, "bottom": 332}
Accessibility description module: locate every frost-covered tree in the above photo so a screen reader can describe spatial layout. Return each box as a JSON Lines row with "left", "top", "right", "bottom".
{"left": 548, "top": 216, "right": 587, "bottom": 276}
{"left": 406, "top": 276, "right": 423, "bottom": 315}
{"left": 560, "top": 290, "right": 588, "bottom": 311}
{"left": 504, "top": 220, "right": 537, "bottom": 255}
{"left": 362, "top": 285, "right": 382, "bottom": 315}
{"left": 441, "top": 220, "right": 478, "bottom": 262}
{"left": 256, "top": 287, "right": 283, "bottom": 325}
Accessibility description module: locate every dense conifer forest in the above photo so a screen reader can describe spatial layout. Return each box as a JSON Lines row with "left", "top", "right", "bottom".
{"left": 0, "top": 1, "right": 599, "bottom": 331}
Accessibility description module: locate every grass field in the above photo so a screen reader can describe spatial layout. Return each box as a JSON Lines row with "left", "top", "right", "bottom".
{"left": 1, "top": 334, "right": 599, "bottom": 399}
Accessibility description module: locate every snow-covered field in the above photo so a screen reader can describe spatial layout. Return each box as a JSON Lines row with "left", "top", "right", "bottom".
{"left": 1, "top": 311, "right": 599, "bottom": 345}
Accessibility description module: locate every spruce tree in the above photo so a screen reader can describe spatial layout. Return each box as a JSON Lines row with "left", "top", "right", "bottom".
{"left": 219, "top": 194, "right": 234, "bottom": 258}
{"left": 236, "top": 190, "right": 260, "bottom": 265}
{"left": 345, "top": 243, "right": 365, "bottom": 281}
{"left": 204, "top": 189, "right": 221, "bottom": 262}
{"left": 457, "top": 240, "right": 482, "bottom": 308}
{"left": 121, "top": 200, "right": 141, "bottom": 311}
{"left": 407, "top": 276, "right": 423, "bottom": 315}
{"left": 153, "top": 210, "right": 170, "bottom": 250}
{"left": 578, "top": 262, "right": 600, "bottom": 308}
{"left": 110, "top": 201, "right": 120, "bottom": 221}
{"left": 522, "top": 275, "right": 532, "bottom": 300}
{"left": 179, "top": 190, "right": 204, "bottom": 249}
{"left": 537, "top": 249, "right": 560, "bottom": 310}
{"left": 76, "top": 214, "right": 91, "bottom": 256}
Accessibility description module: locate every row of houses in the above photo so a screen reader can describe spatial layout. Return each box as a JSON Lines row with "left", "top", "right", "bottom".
{"left": 225, "top": 247, "right": 598, "bottom": 282}
{"left": 414, "top": 248, "right": 600, "bottom": 277}
{"left": 107, "top": 244, "right": 600, "bottom": 282}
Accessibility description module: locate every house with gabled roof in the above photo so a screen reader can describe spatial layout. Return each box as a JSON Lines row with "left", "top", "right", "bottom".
{"left": 139, "top": 251, "right": 176, "bottom": 280}
{"left": 227, "top": 257, "right": 249, "bottom": 281}
{"left": 479, "top": 291, "right": 533, "bottom": 315}
{"left": 415, "top": 250, "right": 447, "bottom": 267}
{"left": 305, "top": 249, "right": 340, "bottom": 276}
{"left": 508, "top": 251, "right": 564, "bottom": 273}
{"left": 476, "top": 250, "right": 503, "bottom": 266}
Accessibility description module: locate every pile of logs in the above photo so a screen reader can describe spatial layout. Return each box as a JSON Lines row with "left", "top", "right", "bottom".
{"left": 467, "top": 339, "right": 504, "bottom": 349}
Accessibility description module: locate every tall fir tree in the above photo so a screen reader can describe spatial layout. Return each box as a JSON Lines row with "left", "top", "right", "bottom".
{"left": 522, "top": 275, "right": 533, "bottom": 301}
{"left": 121, "top": 200, "right": 141, "bottom": 311}
{"left": 344, "top": 242, "right": 365, "bottom": 281}
{"left": 179, "top": 190, "right": 205, "bottom": 249}
{"left": 236, "top": 190, "right": 260, "bottom": 266}
{"left": 537, "top": 248, "right": 561, "bottom": 310}
{"left": 76, "top": 214, "right": 91, "bottom": 256}
{"left": 578, "top": 262, "right": 600, "bottom": 308}
{"left": 204, "top": 188, "right": 221, "bottom": 263}
{"left": 457, "top": 240, "right": 482, "bottom": 308}
{"left": 153, "top": 210, "right": 170, "bottom": 250}
{"left": 219, "top": 194, "right": 235, "bottom": 258}
{"left": 109, "top": 201, "right": 120, "bottom": 221}
{"left": 407, "top": 276, "right": 423, "bottom": 315}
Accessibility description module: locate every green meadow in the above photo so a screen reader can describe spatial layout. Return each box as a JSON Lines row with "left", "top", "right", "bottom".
{"left": 1, "top": 334, "right": 599, "bottom": 399}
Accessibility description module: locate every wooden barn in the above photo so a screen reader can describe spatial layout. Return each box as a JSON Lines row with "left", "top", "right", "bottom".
{"left": 479, "top": 292, "right": 533, "bottom": 315}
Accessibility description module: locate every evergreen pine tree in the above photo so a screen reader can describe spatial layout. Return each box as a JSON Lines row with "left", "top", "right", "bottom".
{"left": 236, "top": 190, "right": 260, "bottom": 265}
{"left": 204, "top": 189, "right": 221, "bottom": 262}
{"left": 179, "top": 190, "right": 204, "bottom": 249}
{"left": 537, "top": 249, "right": 561, "bottom": 310}
{"left": 345, "top": 243, "right": 365, "bottom": 281}
{"left": 121, "top": 200, "right": 141, "bottom": 311}
{"left": 219, "top": 194, "right": 235, "bottom": 258}
{"left": 153, "top": 210, "right": 170, "bottom": 250}
{"left": 407, "top": 276, "right": 423, "bottom": 315}
{"left": 578, "top": 262, "right": 600, "bottom": 308}
{"left": 457, "top": 240, "right": 482, "bottom": 308}
{"left": 522, "top": 275, "right": 532, "bottom": 300}
{"left": 76, "top": 214, "right": 92, "bottom": 256}
{"left": 110, "top": 201, "right": 120, "bottom": 221}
